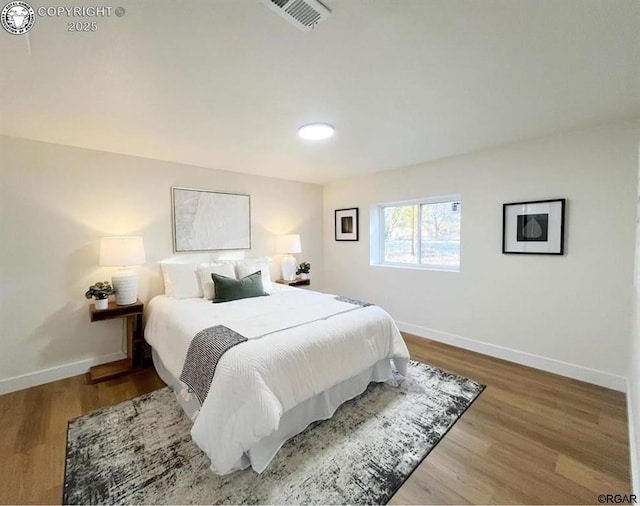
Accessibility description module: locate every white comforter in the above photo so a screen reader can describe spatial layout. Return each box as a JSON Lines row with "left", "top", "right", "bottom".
{"left": 145, "top": 285, "right": 410, "bottom": 474}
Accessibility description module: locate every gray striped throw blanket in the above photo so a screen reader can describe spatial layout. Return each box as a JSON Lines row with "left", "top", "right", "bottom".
{"left": 179, "top": 325, "right": 247, "bottom": 405}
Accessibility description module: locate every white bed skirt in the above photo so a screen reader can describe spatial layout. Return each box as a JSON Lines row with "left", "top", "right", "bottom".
{"left": 152, "top": 348, "right": 396, "bottom": 473}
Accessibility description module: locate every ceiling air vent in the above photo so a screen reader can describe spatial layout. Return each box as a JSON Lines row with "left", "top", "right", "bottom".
{"left": 261, "top": 0, "right": 331, "bottom": 32}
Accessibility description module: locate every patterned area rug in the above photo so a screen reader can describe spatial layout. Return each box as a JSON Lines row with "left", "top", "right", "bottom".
{"left": 64, "top": 361, "right": 484, "bottom": 505}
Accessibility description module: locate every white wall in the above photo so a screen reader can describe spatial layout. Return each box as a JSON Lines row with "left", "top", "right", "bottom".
{"left": 0, "top": 136, "right": 323, "bottom": 392}
{"left": 629, "top": 140, "right": 640, "bottom": 494}
{"left": 324, "top": 121, "right": 639, "bottom": 389}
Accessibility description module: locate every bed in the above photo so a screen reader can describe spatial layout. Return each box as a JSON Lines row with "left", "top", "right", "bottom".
{"left": 145, "top": 261, "right": 410, "bottom": 475}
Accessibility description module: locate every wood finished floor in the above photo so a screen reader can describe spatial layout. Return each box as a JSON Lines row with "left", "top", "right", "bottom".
{"left": 0, "top": 333, "right": 631, "bottom": 504}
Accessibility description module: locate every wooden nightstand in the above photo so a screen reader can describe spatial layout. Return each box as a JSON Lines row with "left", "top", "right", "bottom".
{"left": 276, "top": 278, "right": 310, "bottom": 287}
{"left": 88, "top": 299, "right": 144, "bottom": 383}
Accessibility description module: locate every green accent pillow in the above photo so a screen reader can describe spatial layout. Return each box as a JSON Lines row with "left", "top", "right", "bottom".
{"left": 211, "top": 270, "right": 267, "bottom": 303}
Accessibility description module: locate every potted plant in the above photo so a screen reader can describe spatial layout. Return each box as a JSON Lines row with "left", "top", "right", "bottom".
{"left": 296, "top": 261, "right": 311, "bottom": 280}
{"left": 85, "top": 281, "right": 115, "bottom": 310}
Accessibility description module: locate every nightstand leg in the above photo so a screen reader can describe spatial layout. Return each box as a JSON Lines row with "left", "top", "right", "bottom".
{"left": 126, "top": 315, "right": 135, "bottom": 368}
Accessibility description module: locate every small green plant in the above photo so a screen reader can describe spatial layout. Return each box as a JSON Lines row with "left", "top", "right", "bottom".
{"left": 296, "top": 261, "right": 311, "bottom": 275}
{"left": 85, "top": 281, "right": 115, "bottom": 300}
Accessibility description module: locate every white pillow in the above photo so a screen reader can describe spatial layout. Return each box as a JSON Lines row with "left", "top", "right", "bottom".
{"left": 198, "top": 262, "right": 237, "bottom": 300}
{"left": 160, "top": 263, "right": 202, "bottom": 298}
{"left": 235, "top": 257, "right": 273, "bottom": 294}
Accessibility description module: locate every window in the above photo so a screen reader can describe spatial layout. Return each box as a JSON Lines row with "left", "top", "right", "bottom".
{"left": 371, "top": 196, "right": 461, "bottom": 271}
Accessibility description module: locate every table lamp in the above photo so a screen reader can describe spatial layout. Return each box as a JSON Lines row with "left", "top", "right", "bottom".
{"left": 276, "top": 234, "right": 301, "bottom": 281}
{"left": 100, "top": 236, "right": 146, "bottom": 305}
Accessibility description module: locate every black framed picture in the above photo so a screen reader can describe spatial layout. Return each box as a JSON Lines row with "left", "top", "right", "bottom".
{"left": 502, "top": 199, "right": 565, "bottom": 255}
{"left": 335, "top": 208, "right": 359, "bottom": 241}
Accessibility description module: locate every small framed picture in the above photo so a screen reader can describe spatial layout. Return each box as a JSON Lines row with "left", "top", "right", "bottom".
{"left": 502, "top": 199, "right": 565, "bottom": 255}
{"left": 335, "top": 208, "right": 359, "bottom": 241}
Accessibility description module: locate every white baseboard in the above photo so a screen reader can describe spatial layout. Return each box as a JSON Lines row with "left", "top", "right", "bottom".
{"left": 397, "top": 321, "right": 627, "bottom": 392}
{"left": 0, "top": 352, "right": 127, "bottom": 396}
{"left": 628, "top": 378, "right": 640, "bottom": 495}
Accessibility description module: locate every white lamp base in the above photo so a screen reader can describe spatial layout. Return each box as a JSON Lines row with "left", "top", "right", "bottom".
{"left": 281, "top": 254, "right": 297, "bottom": 281}
{"left": 112, "top": 268, "right": 138, "bottom": 305}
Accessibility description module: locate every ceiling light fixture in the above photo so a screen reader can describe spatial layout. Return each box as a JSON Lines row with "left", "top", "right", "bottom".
{"left": 298, "top": 123, "right": 335, "bottom": 140}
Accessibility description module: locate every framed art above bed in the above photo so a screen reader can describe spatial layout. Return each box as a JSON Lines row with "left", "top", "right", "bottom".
{"left": 172, "top": 187, "right": 251, "bottom": 252}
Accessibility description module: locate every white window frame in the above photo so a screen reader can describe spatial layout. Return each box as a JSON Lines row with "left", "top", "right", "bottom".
{"left": 370, "top": 194, "right": 461, "bottom": 272}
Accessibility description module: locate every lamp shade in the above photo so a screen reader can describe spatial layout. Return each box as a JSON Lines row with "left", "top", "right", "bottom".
{"left": 100, "top": 237, "right": 146, "bottom": 266}
{"left": 275, "top": 234, "right": 301, "bottom": 254}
